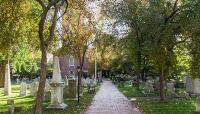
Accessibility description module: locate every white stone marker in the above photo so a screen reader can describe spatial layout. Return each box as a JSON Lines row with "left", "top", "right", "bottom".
{"left": 47, "top": 56, "right": 67, "bottom": 109}
{"left": 19, "top": 82, "right": 27, "bottom": 96}
{"left": 4, "top": 63, "right": 12, "bottom": 96}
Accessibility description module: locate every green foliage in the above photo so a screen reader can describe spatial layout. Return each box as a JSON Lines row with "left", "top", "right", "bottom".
{"left": 102, "top": 0, "right": 200, "bottom": 80}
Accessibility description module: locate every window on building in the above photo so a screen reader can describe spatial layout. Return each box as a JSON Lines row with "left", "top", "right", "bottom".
{"left": 69, "top": 56, "right": 75, "bottom": 66}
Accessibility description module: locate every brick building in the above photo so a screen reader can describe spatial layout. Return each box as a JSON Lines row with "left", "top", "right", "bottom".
{"left": 59, "top": 55, "right": 89, "bottom": 77}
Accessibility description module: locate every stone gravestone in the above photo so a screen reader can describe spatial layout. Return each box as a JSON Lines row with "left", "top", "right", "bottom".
{"left": 83, "top": 78, "right": 88, "bottom": 87}
{"left": 64, "top": 77, "right": 77, "bottom": 100}
{"left": 4, "top": 63, "right": 12, "bottom": 96}
{"left": 19, "top": 81, "right": 27, "bottom": 96}
{"left": 143, "top": 80, "right": 154, "bottom": 94}
{"left": 87, "top": 79, "right": 96, "bottom": 94}
{"left": 44, "top": 79, "right": 51, "bottom": 101}
{"left": 47, "top": 56, "right": 67, "bottom": 109}
{"left": 186, "top": 76, "right": 200, "bottom": 94}
{"left": 16, "top": 78, "right": 20, "bottom": 84}
{"left": 30, "top": 79, "right": 39, "bottom": 97}
{"left": 139, "top": 81, "right": 145, "bottom": 91}
{"left": 166, "top": 82, "right": 175, "bottom": 97}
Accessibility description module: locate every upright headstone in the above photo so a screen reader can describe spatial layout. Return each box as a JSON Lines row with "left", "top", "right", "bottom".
{"left": 19, "top": 81, "right": 27, "bottom": 96}
{"left": 4, "top": 63, "right": 11, "bottom": 96}
{"left": 47, "top": 56, "right": 67, "bottom": 109}
{"left": 30, "top": 79, "right": 39, "bottom": 97}
{"left": 144, "top": 80, "right": 154, "bottom": 93}
{"left": 64, "top": 77, "right": 77, "bottom": 100}
{"left": 166, "top": 82, "right": 175, "bottom": 96}
{"left": 186, "top": 76, "right": 200, "bottom": 94}
{"left": 44, "top": 79, "right": 51, "bottom": 101}
{"left": 16, "top": 78, "right": 20, "bottom": 84}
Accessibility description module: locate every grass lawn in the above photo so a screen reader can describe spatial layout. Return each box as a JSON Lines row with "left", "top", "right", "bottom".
{"left": 0, "top": 82, "right": 100, "bottom": 114}
{"left": 117, "top": 82, "right": 199, "bottom": 114}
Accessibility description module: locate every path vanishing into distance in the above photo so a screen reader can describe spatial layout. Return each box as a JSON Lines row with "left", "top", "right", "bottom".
{"left": 84, "top": 80, "right": 141, "bottom": 114}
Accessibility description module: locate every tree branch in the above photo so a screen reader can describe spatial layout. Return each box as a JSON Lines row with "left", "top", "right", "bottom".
{"left": 45, "top": 4, "right": 59, "bottom": 45}
{"left": 46, "top": 0, "right": 61, "bottom": 10}
{"left": 35, "top": 0, "right": 46, "bottom": 9}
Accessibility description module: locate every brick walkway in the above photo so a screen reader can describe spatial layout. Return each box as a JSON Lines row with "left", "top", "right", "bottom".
{"left": 84, "top": 81, "right": 141, "bottom": 114}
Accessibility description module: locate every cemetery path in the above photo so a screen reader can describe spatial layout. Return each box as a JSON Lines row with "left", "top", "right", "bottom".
{"left": 84, "top": 80, "right": 141, "bottom": 114}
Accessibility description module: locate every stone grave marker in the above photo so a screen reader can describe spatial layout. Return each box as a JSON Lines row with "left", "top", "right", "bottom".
{"left": 144, "top": 80, "right": 154, "bottom": 93}
{"left": 30, "top": 80, "right": 39, "bottom": 97}
{"left": 166, "top": 82, "right": 175, "bottom": 97}
{"left": 19, "top": 81, "right": 27, "bottom": 96}
{"left": 186, "top": 76, "right": 200, "bottom": 94}
{"left": 44, "top": 79, "right": 51, "bottom": 101}
{"left": 64, "top": 77, "right": 77, "bottom": 100}
{"left": 4, "top": 63, "right": 12, "bottom": 96}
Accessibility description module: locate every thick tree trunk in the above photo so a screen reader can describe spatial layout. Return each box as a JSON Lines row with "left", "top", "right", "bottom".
{"left": 34, "top": 46, "right": 47, "bottom": 114}
{"left": 159, "top": 66, "right": 165, "bottom": 101}
{"left": 0, "top": 60, "right": 7, "bottom": 88}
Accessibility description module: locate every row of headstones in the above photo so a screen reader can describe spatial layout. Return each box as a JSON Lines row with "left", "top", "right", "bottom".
{"left": 137, "top": 76, "right": 200, "bottom": 96}
{"left": 18, "top": 77, "right": 96, "bottom": 99}
{"left": 138, "top": 78, "right": 189, "bottom": 98}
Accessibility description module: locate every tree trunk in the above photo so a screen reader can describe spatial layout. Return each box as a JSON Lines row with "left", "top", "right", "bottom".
{"left": 34, "top": 46, "right": 47, "bottom": 114}
{"left": 0, "top": 60, "right": 7, "bottom": 88}
{"left": 159, "top": 66, "right": 165, "bottom": 101}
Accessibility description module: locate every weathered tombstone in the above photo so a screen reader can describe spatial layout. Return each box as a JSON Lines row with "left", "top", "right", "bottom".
{"left": 19, "top": 81, "right": 27, "bottom": 96}
{"left": 16, "top": 78, "right": 20, "bottom": 84}
{"left": 64, "top": 77, "right": 77, "bottom": 100}
{"left": 196, "top": 96, "right": 200, "bottom": 112}
{"left": 4, "top": 63, "right": 12, "bottom": 96}
{"left": 87, "top": 79, "right": 95, "bottom": 94}
{"left": 43, "top": 79, "right": 51, "bottom": 101}
{"left": 166, "top": 82, "right": 175, "bottom": 97}
{"left": 153, "top": 77, "right": 161, "bottom": 91}
{"left": 144, "top": 80, "right": 154, "bottom": 93}
{"left": 29, "top": 80, "right": 39, "bottom": 97}
{"left": 186, "top": 76, "right": 200, "bottom": 94}
{"left": 83, "top": 78, "right": 88, "bottom": 87}
{"left": 47, "top": 56, "right": 67, "bottom": 109}
{"left": 139, "top": 81, "right": 145, "bottom": 90}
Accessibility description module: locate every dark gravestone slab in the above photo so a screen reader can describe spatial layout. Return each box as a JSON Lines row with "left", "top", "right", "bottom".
{"left": 64, "top": 79, "right": 77, "bottom": 100}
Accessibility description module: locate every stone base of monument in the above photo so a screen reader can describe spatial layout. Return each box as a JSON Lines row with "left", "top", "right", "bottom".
{"left": 47, "top": 82, "right": 67, "bottom": 109}
{"left": 47, "top": 103, "right": 67, "bottom": 109}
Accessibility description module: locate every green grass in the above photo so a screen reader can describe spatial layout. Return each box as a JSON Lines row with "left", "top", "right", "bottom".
{"left": 117, "top": 82, "right": 199, "bottom": 114}
{"left": 117, "top": 82, "right": 154, "bottom": 97}
{"left": 138, "top": 98, "right": 197, "bottom": 114}
{"left": 0, "top": 82, "right": 100, "bottom": 114}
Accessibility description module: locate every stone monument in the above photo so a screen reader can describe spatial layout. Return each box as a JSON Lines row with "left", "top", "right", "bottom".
{"left": 44, "top": 79, "right": 51, "bottom": 101}
{"left": 64, "top": 76, "right": 77, "bottom": 100}
{"left": 186, "top": 76, "right": 200, "bottom": 94}
{"left": 19, "top": 81, "right": 27, "bottom": 96}
{"left": 166, "top": 82, "right": 175, "bottom": 96}
{"left": 47, "top": 56, "right": 67, "bottom": 109}
{"left": 4, "top": 63, "right": 11, "bottom": 96}
{"left": 30, "top": 79, "right": 39, "bottom": 97}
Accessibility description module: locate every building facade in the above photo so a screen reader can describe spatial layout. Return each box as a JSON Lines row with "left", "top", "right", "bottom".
{"left": 59, "top": 55, "right": 89, "bottom": 77}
